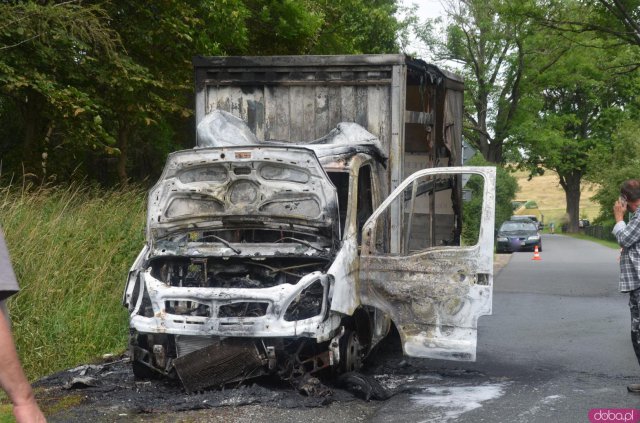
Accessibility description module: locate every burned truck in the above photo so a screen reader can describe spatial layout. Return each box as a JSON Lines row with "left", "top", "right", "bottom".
{"left": 122, "top": 55, "right": 496, "bottom": 391}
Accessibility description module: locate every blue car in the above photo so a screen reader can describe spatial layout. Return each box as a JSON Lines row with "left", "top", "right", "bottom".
{"left": 496, "top": 220, "right": 542, "bottom": 253}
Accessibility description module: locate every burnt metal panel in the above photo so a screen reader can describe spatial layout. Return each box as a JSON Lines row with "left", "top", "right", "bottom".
{"left": 201, "top": 75, "right": 393, "bottom": 146}
{"left": 273, "top": 86, "right": 291, "bottom": 141}
{"left": 389, "top": 63, "right": 406, "bottom": 254}
{"left": 444, "top": 90, "right": 464, "bottom": 166}
{"left": 340, "top": 85, "right": 356, "bottom": 122}
{"left": 193, "top": 56, "right": 403, "bottom": 151}
{"left": 314, "top": 85, "right": 330, "bottom": 138}
{"left": 193, "top": 54, "right": 408, "bottom": 69}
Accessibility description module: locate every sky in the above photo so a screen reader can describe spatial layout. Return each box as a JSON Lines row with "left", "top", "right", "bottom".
{"left": 399, "top": 0, "right": 447, "bottom": 59}
{"left": 405, "top": 0, "right": 446, "bottom": 20}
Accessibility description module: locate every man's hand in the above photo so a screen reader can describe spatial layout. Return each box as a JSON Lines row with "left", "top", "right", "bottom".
{"left": 614, "top": 200, "right": 627, "bottom": 222}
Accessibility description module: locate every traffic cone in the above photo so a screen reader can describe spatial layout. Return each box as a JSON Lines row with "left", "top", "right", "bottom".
{"left": 532, "top": 245, "right": 542, "bottom": 261}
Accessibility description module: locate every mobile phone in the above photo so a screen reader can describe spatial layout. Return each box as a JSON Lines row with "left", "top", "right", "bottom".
{"left": 620, "top": 195, "right": 628, "bottom": 208}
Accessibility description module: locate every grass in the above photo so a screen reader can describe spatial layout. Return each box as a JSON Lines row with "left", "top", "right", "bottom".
{"left": 0, "top": 183, "right": 146, "bottom": 381}
{"left": 564, "top": 232, "right": 619, "bottom": 250}
{"left": 0, "top": 405, "right": 12, "bottom": 423}
{"left": 513, "top": 169, "right": 600, "bottom": 226}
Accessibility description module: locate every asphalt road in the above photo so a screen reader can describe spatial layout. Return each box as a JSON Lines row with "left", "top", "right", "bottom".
{"left": 483, "top": 233, "right": 631, "bottom": 377}
{"left": 369, "top": 234, "right": 639, "bottom": 423}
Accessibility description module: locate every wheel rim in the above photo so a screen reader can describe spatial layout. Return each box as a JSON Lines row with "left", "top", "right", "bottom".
{"left": 343, "top": 331, "right": 363, "bottom": 372}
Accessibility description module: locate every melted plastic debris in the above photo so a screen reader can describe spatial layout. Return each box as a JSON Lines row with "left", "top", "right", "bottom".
{"left": 35, "top": 354, "right": 357, "bottom": 420}
{"left": 196, "top": 110, "right": 260, "bottom": 147}
{"left": 337, "top": 372, "right": 389, "bottom": 401}
{"left": 195, "top": 110, "right": 386, "bottom": 160}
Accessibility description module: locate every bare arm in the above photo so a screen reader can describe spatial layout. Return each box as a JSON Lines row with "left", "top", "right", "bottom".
{"left": 0, "top": 307, "right": 46, "bottom": 423}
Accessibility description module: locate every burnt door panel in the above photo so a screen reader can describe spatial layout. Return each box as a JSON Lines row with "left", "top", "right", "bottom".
{"left": 359, "top": 167, "right": 495, "bottom": 361}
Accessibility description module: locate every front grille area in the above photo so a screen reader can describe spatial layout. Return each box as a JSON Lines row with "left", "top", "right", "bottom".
{"left": 218, "top": 302, "right": 269, "bottom": 318}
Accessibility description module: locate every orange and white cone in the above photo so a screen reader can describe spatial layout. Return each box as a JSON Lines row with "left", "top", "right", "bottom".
{"left": 532, "top": 245, "right": 541, "bottom": 261}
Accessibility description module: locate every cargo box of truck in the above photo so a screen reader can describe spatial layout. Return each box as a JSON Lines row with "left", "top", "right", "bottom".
{"left": 123, "top": 54, "right": 495, "bottom": 391}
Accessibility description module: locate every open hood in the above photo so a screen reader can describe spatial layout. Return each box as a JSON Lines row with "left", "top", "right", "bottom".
{"left": 147, "top": 146, "right": 339, "bottom": 242}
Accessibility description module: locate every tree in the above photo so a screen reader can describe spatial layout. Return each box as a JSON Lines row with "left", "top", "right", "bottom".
{"left": 415, "top": 0, "right": 538, "bottom": 163}
{"left": 0, "top": 1, "right": 121, "bottom": 178}
{"left": 592, "top": 0, "right": 640, "bottom": 48}
{"left": 93, "top": 0, "right": 255, "bottom": 184}
{"left": 538, "top": 0, "right": 640, "bottom": 70}
{"left": 588, "top": 118, "right": 640, "bottom": 226}
{"left": 0, "top": 1, "right": 409, "bottom": 185}
{"left": 511, "top": 30, "right": 636, "bottom": 232}
{"left": 310, "top": 0, "right": 406, "bottom": 54}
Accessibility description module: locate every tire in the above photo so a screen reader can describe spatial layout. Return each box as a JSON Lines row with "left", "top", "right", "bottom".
{"left": 340, "top": 329, "right": 364, "bottom": 373}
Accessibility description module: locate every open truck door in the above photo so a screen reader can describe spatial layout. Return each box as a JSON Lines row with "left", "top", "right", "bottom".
{"left": 359, "top": 166, "right": 495, "bottom": 361}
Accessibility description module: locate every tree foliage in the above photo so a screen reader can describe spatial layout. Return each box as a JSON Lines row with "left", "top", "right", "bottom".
{"left": 588, "top": 120, "right": 640, "bottom": 226}
{"left": 310, "top": 0, "right": 405, "bottom": 54}
{"left": 461, "top": 154, "right": 518, "bottom": 245}
{"left": 538, "top": 0, "right": 640, "bottom": 70}
{"left": 510, "top": 1, "right": 640, "bottom": 232}
{"left": 0, "top": 2, "right": 122, "bottom": 178}
{"left": 0, "top": 0, "right": 406, "bottom": 185}
{"left": 415, "top": 0, "right": 538, "bottom": 163}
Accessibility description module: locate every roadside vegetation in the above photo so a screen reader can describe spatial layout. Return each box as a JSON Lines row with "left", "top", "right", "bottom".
{"left": 564, "top": 232, "right": 619, "bottom": 250}
{"left": 0, "top": 184, "right": 145, "bottom": 379}
{"left": 462, "top": 155, "right": 518, "bottom": 245}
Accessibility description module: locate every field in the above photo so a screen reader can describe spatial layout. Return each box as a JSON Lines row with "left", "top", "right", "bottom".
{"left": 513, "top": 169, "right": 601, "bottom": 227}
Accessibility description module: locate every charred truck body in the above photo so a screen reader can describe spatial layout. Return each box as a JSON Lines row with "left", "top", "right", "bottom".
{"left": 123, "top": 55, "right": 496, "bottom": 391}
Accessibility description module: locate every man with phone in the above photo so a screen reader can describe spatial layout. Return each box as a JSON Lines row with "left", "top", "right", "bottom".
{"left": 613, "top": 179, "right": 640, "bottom": 393}
{"left": 0, "top": 227, "right": 46, "bottom": 422}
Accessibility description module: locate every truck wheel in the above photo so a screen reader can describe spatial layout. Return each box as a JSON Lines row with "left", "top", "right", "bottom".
{"left": 340, "top": 329, "right": 364, "bottom": 373}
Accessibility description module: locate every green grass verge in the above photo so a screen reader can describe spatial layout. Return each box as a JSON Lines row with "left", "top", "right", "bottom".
{"left": 0, "top": 183, "right": 146, "bottom": 380}
{"left": 0, "top": 405, "right": 13, "bottom": 423}
{"left": 562, "top": 232, "right": 619, "bottom": 250}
